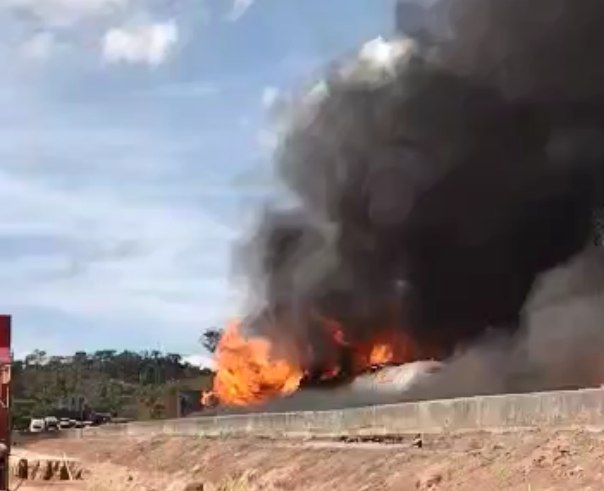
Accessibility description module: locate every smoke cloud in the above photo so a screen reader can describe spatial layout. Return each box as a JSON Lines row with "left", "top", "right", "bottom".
{"left": 233, "top": 0, "right": 604, "bottom": 396}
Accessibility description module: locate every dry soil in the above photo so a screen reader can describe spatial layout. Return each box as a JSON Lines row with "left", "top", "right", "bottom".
{"left": 13, "top": 428, "right": 604, "bottom": 490}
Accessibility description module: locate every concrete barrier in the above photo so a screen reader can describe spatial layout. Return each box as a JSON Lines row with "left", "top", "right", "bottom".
{"left": 58, "top": 388, "right": 604, "bottom": 439}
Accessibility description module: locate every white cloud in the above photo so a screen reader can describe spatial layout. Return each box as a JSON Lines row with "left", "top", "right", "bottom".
{"left": 228, "top": 0, "right": 254, "bottom": 21}
{"left": 261, "top": 85, "right": 280, "bottom": 109}
{"left": 102, "top": 21, "right": 179, "bottom": 66}
{"left": 0, "top": 0, "right": 250, "bottom": 356}
{"left": 257, "top": 128, "right": 279, "bottom": 152}
{"left": 5, "top": 0, "right": 129, "bottom": 27}
{"left": 133, "top": 82, "right": 220, "bottom": 99}
{"left": 238, "top": 116, "right": 251, "bottom": 128}
{"left": 20, "top": 32, "right": 57, "bottom": 60}
{"left": 183, "top": 354, "right": 215, "bottom": 369}
{"left": 0, "top": 169, "right": 239, "bottom": 346}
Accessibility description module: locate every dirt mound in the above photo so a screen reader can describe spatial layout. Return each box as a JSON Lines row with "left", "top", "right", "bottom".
{"left": 17, "top": 429, "right": 604, "bottom": 490}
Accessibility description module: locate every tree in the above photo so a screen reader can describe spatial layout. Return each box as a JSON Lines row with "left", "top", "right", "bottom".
{"left": 10, "top": 348, "right": 209, "bottom": 426}
{"left": 25, "top": 349, "right": 47, "bottom": 367}
{"left": 200, "top": 328, "right": 221, "bottom": 354}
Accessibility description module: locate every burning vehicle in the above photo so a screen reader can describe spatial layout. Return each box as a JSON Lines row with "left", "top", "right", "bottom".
{"left": 208, "top": 0, "right": 604, "bottom": 409}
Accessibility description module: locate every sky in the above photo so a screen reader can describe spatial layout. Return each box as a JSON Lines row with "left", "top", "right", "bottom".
{"left": 0, "top": 0, "right": 397, "bottom": 365}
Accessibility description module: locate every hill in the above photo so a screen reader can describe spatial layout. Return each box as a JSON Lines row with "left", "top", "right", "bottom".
{"left": 11, "top": 349, "right": 214, "bottom": 428}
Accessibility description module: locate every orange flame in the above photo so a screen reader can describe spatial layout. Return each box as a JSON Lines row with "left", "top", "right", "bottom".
{"left": 320, "top": 318, "right": 421, "bottom": 374}
{"left": 368, "top": 343, "right": 394, "bottom": 366}
{"left": 212, "top": 315, "right": 441, "bottom": 406}
{"left": 322, "top": 316, "right": 348, "bottom": 346}
{"left": 364, "top": 329, "right": 419, "bottom": 367}
{"left": 200, "top": 390, "right": 218, "bottom": 408}
{"left": 213, "top": 321, "right": 304, "bottom": 406}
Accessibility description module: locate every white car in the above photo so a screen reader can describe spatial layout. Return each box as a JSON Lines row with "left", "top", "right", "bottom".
{"left": 29, "top": 418, "right": 45, "bottom": 433}
{"left": 58, "top": 418, "right": 72, "bottom": 429}
{"left": 44, "top": 416, "right": 59, "bottom": 431}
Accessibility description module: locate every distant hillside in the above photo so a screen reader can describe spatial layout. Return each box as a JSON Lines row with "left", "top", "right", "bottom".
{"left": 11, "top": 349, "right": 214, "bottom": 428}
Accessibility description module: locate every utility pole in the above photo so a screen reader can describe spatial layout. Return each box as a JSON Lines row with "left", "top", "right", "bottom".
{"left": 0, "top": 316, "right": 11, "bottom": 490}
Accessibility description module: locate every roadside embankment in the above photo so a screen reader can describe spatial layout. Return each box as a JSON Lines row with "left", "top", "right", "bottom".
{"left": 56, "top": 388, "right": 604, "bottom": 440}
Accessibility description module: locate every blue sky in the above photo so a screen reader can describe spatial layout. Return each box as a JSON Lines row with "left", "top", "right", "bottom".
{"left": 0, "top": 0, "right": 397, "bottom": 364}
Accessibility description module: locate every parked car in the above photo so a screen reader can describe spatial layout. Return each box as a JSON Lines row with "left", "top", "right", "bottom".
{"left": 90, "top": 412, "right": 112, "bottom": 426}
{"left": 29, "top": 418, "right": 45, "bottom": 433}
{"left": 44, "top": 416, "right": 59, "bottom": 431}
{"left": 58, "top": 418, "right": 72, "bottom": 429}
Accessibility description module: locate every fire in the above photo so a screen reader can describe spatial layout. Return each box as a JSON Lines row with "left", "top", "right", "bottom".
{"left": 211, "top": 316, "right": 437, "bottom": 407}
{"left": 319, "top": 317, "right": 421, "bottom": 374}
{"left": 364, "top": 329, "right": 420, "bottom": 368}
{"left": 212, "top": 321, "right": 304, "bottom": 406}
{"left": 322, "top": 316, "right": 347, "bottom": 346}
{"left": 200, "top": 390, "right": 218, "bottom": 408}
{"left": 369, "top": 343, "right": 394, "bottom": 366}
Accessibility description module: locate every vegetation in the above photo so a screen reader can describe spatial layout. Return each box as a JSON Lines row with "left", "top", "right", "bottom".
{"left": 11, "top": 349, "right": 214, "bottom": 429}
{"left": 201, "top": 328, "right": 221, "bottom": 354}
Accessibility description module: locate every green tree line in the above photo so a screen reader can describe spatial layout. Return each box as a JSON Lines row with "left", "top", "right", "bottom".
{"left": 11, "top": 349, "right": 214, "bottom": 429}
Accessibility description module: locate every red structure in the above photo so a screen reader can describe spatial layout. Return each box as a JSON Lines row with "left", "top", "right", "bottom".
{"left": 0, "top": 316, "right": 11, "bottom": 490}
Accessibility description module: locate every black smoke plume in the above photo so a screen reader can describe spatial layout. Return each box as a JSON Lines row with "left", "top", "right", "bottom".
{"left": 236, "top": 0, "right": 604, "bottom": 379}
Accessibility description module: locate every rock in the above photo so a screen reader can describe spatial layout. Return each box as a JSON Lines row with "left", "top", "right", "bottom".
{"left": 10, "top": 455, "right": 84, "bottom": 481}
{"left": 416, "top": 466, "right": 447, "bottom": 489}
{"left": 183, "top": 483, "right": 205, "bottom": 491}
{"left": 568, "top": 466, "right": 584, "bottom": 476}
{"left": 167, "top": 482, "right": 207, "bottom": 491}
{"left": 413, "top": 434, "right": 423, "bottom": 448}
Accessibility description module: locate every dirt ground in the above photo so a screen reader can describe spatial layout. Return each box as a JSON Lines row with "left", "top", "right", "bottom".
{"left": 12, "top": 428, "right": 604, "bottom": 490}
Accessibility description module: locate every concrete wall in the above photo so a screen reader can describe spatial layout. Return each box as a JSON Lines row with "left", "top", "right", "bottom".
{"left": 59, "top": 388, "right": 604, "bottom": 439}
